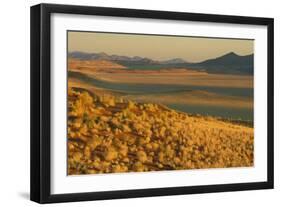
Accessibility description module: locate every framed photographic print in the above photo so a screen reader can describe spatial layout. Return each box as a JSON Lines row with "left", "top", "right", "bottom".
{"left": 30, "top": 3, "right": 274, "bottom": 203}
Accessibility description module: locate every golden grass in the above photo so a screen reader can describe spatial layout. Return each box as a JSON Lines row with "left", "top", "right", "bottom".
{"left": 67, "top": 88, "right": 254, "bottom": 175}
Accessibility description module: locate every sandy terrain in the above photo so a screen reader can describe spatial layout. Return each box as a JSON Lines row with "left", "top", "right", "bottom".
{"left": 91, "top": 71, "right": 253, "bottom": 88}
{"left": 68, "top": 77, "right": 253, "bottom": 109}
{"left": 68, "top": 58, "right": 253, "bottom": 88}
{"left": 126, "top": 90, "right": 253, "bottom": 109}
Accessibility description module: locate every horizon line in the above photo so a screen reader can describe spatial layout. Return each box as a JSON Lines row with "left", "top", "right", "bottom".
{"left": 67, "top": 50, "right": 254, "bottom": 64}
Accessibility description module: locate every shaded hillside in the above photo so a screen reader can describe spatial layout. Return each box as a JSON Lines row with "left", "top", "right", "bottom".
{"left": 191, "top": 52, "right": 254, "bottom": 75}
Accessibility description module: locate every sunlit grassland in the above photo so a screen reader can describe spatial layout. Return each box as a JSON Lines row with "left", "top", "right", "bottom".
{"left": 67, "top": 88, "right": 254, "bottom": 175}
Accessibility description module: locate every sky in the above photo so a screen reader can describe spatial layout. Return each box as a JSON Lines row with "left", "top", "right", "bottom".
{"left": 68, "top": 31, "right": 254, "bottom": 63}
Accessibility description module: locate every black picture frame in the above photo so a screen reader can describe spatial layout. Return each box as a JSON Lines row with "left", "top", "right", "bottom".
{"left": 30, "top": 3, "right": 274, "bottom": 204}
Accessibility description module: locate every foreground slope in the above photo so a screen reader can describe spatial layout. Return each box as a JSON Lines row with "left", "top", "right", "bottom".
{"left": 67, "top": 88, "right": 254, "bottom": 175}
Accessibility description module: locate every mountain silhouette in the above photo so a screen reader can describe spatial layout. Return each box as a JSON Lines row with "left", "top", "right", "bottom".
{"left": 191, "top": 52, "right": 254, "bottom": 74}
{"left": 68, "top": 51, "right": 253, "bottom": 75}
{"left": 68, "top": 51, "right": 159, "bottom": 65}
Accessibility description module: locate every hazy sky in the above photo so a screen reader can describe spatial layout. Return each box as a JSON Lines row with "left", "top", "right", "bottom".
{"left": 68, "top": 31, "right": 254, "bottom": 62}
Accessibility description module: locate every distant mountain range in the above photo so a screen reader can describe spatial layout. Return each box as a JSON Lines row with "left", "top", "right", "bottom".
{"left": 68, "top": 51, "right": 253, "bottom": 75}
{"left": 69, "top": 51, "right": 158, "bottom": 65}
{"left": 189, "top": 52, "right": 254, "bottom": 75}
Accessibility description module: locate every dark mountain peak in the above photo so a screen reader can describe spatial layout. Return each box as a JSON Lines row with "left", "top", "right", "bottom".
{"left": 214, "top": 52, "right": 240, "bottom": 61}
{"left": 200, "top": 52, "right": 246, "bottom": 64}
{"left": 218, "top": 52, "right": 254, "bottom": 60}
{"left": 225, "top": 52, "right": 238, "bottom": 56}
{"left": 225, "top": 52, "right": 235, "bottom": 56}
{"left": 195, "top": 52, "right": 254, "bottom": 75}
